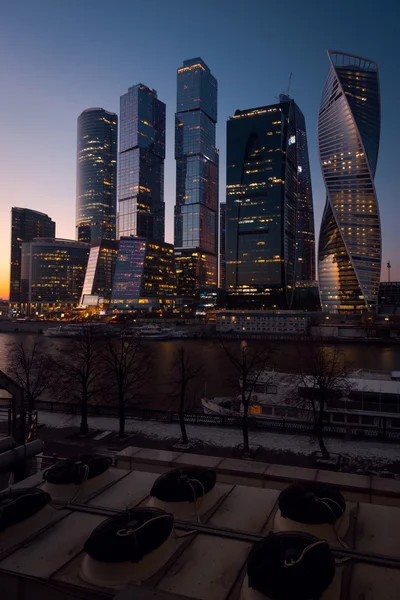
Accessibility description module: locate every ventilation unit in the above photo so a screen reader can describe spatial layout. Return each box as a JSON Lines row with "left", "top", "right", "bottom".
{"left": 241, "top": 531, "right": 335, "bottom": 599}
{"left": 80, "top": 507, "right": 175, "bottom": 587}
{"left": 42, "top": 454, "right": 112, "bottom": 503}
{"left": 148, "top": 466, "right": 219, "bottom": 520}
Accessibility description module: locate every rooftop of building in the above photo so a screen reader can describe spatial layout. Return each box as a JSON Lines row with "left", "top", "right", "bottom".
{"left": 24, "top": 238, "right": 90, "bottom": 248}
{"left": 2, "top": 446, "right": 400, "bottom": 599}
{"left": 181, "top": 57, "right": 210, "bottom": 72}
{"left": 79, "top": 107, "right": 117, "bottom": 116}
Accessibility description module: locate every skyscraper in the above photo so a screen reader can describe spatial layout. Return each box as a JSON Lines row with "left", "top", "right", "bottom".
{"left": 226, "top": 98, "right": 314, "bottom": 309}
{"left": 219, "top": 202, "right": 226, "bottom": 289}
{"left": 174, "top": 58, "right": 218, "bottom": 298}
{"left": 76, "top": 108, "right": 118, "bottom": 243}
{"left": 318, "top": 51, "right": 381, "bottom": 313}
{"left": 118, "top": 84, "right": 165, "bottom": 241}
{"left": 293, "top": 102, "right": 315, "bottom": 283}
{"left": 10, "top": 207, "right": 56, "bottom": 304}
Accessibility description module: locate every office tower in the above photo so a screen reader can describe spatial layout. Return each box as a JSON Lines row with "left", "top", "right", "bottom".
{"left": 80, "top": 240, "right": 119, "bottom": 305}
{"left": 20, "top": 239, "right": 89, "bottom": 315}
{"left": 76, "top": 108, "right": 118, "bottom": 243}
{"left": 111, "top": 237, "right": 176, "bottom": 310}
{"left": 293, "top": 104, "right": 315, "bottom": 282}
{"left": 219, "top": 202, "right": 226, "bottom": 289}
{"left": 118, "top": 84, "right": 165, "bottom": 241}
{"left": 226, "top": 97, "right": 314, "bottom": 308}
{"left": 174, "top": 58, "right": 218, "bottom": 298}
{"left": 10, "top": 208, "right": 56, "bottom": 304}
{"left": 318, "top": 51, "right": 381, "bottom": 313}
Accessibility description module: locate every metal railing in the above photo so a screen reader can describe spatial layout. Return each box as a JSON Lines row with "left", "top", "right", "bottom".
{"left": 33, "top": 399, "right": 400, "bottom": 441}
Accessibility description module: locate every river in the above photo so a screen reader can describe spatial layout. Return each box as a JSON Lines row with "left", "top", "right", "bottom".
{"left": 1, "top": 332, "right": 400, "bottom": 410}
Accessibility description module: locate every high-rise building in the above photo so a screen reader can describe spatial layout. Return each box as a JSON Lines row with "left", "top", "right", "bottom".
{"left": 226, "top": 98, "right": 314, "bottom": 309}
{"left": 174, "top": 58, "right": 218, "bottom": 298}
{"left": 76, "top": 108, "right": 118, "bottom": 243}
{"left": 110, "top": 237, "right": 176, "bottom": 310}
{"left": 20, "top": 238, "right": 89, "bottom": 315}
{"left": 118, "top": 84, "right": 165, "bottom": 241}
{"left": 318, "top": 51, "right": 381, "bottom": 313}
{"left": 293, "top": 101, "right": 315, "bottom": 283}
{"left": 10, "top": 208, "right": 56, "bottom": 304}
{"left": 80, "top": 239, "right": 119, "bottom": 306}
{"left": 219, "top": 202, "right": 226, "bottom": 289}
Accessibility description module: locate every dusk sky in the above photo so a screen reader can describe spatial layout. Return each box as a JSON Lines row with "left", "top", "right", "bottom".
{"left": 1, "top": 0, "right": 398, "bottom": 299}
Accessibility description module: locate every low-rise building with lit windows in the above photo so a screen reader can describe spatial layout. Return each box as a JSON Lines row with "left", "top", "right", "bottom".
{"left": 20, "top": 238, "right": 89, "bottom": 315}
{"left": 80, "top": 240, "right": 119, "bottom": 306}
{"left": 216, "top": 310, "right": 311, "bottom": 336}
{"left": 110, "top": 237, "right": 176, "bottom": 311}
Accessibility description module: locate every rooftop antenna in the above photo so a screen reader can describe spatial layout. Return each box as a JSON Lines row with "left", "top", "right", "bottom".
{"left": 387, "top": 260, "right": 391, "bottom": 283}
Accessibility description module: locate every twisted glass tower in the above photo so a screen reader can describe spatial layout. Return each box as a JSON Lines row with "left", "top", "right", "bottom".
{"left": 318, "top": 51, "right": 381, "bottom": 312}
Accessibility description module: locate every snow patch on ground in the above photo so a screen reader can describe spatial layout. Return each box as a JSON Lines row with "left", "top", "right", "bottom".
{"left": 38, "top": 410, "right": 400, "bottom": 465}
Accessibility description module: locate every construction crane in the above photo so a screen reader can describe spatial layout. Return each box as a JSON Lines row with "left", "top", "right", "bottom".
{"left": 279, "top": 73, "right": 293, "bottom": 103}
{"left": 285, "top": 72, "right": 293, "bottom": 97}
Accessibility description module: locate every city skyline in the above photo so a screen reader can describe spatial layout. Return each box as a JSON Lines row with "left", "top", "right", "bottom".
{"left": 0, "top": 0, "right": 398, "bottom": 298}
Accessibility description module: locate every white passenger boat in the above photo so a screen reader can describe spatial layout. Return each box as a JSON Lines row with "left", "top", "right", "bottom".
{"left": 201, "top": 369, "right": 400, "bottom": 434}
{"left": 44, "top": 323, "right": 118, "bottom": 338}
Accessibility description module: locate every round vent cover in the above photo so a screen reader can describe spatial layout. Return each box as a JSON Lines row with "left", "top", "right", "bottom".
{"left": 278, "top": 482, "right": 345, "bottom": 525}
{"left": 0, "top": 488, "right": 51, "bottom": 531}
{"left": 84, "top": 507, "right": 173, "bottom": 563}
{"left": 150, "top": 467, "right": 216, "bottom": 503}
{"left": 246, "top": 532, "right": 335, "bottom": 600}
{"left": 43, "top": 454, "right": 111, "bottom": 485}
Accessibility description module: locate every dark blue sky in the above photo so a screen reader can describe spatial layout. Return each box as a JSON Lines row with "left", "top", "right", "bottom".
{"left": 0, "top": 0, "right": 398, "bottom": 295}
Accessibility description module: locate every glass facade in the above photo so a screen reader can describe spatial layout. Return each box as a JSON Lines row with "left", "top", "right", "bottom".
{"left": 219, "top": 202, "right": 226, "bottom": 289}
{"left": 118, "top": 84, "right": 165, "bottom": 241}
{"left": 111, "top": 237, "right": 176, "bottom": 310}
{"left": 80, "top": 239, "right": 119, "bottom": 304}
{"left": 293, "top": 102, "right": 315, "bottom": 282}
{"left": 76, "top": 108, "right": 117, "bottom": 243}
{"left": 20, "top": 239, "right": 89, "bottom": 312}
{"left": 318, "top": 51, "right": 381, "bottom": 313}
{"left": 10, "top": 208, "right": 56, "bottom": 303}
{"left": 174, "top": 58, "right": 218, "bottom": 297}
{"left": 226, "top": 98, "right": 314, "bottom": 309}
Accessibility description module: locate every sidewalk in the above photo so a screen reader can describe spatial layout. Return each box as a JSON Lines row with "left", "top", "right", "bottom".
{"left": 37, "top": 410, "right": 400, "bottom": 475}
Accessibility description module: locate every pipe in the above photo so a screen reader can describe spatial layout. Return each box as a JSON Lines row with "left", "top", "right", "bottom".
{"left": 0, "top": 440, "right": 44, "bottom": 471}
{"left": 0, "top": 437, "right": 15, "bottom": 453}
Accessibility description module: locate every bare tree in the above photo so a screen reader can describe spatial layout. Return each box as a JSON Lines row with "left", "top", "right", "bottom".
{"left": 103, "top": 328, "right": 152, "bottom": 439}
{"left": 7, "top": 336, "right": 54, "bottom": 420}
{"left": 170, "top": 346, "right": 202, "bottom": 444}
{"left": 52, "top": 326, "right": 104, "bottom": 435}
{"left": 219, "top": 340, "right": 271, "bottom": 455}
{"left": 290, "top": 341, "right": 352, "bottom": 459}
